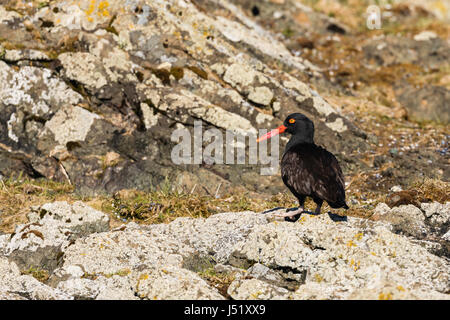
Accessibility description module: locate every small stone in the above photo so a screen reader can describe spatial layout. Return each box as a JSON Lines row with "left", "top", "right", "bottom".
{"left": 414, "top": 31, "right": 438, "bottom": 41}
{"left": 390, "top": 185, "right": 402, "bottom": 192}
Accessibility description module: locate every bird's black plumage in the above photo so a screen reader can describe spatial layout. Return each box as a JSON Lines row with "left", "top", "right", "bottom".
{"left": 280, "top": 113, "right": 348, "bottom": 215}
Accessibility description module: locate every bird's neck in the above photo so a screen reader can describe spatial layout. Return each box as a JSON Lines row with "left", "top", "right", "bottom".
{"left": 284, "top": 134, "right": 314, "bottom": 153}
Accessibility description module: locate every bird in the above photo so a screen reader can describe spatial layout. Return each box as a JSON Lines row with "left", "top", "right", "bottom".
{"left": 257, "top": 113, "right": 349, "bottom": 220}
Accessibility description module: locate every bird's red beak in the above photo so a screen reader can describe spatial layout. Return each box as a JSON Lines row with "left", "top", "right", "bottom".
{"left": 256, "top": 125, "right": 287, "bottom": 142}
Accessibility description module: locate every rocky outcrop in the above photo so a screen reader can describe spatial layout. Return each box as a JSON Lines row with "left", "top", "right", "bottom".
{"left": 0, "top": 0, "right": 368, "bottom": 196}
{"left": 373, "top": 201, "right": 450, "bottom": 258}
{"left": 0, "top": 201, "right": 449, "bottom": 300}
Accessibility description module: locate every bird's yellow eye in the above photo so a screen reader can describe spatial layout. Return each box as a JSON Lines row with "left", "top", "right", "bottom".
{"left": 289, "top": 118, "right": 296, "bottom": 124}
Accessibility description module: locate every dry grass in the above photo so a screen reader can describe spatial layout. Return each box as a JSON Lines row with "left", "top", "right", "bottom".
{"left": 409, "top": 178, "right": 450, "bottom": 204}
{"left": 0, "top": 175, "right": 447, "bottom": 234}
{"left": 0, "top": 176, "right": 298, "bottom": 232}
{"left": 101, "top": 188, "right": 299, "bottom": 226}
{"left": 20, "top": 265, "right": 50, "bottom": 283}
{"left": 0, "top": 176, "right": 75, "bottom": 233}
{"left": 198, "top": 267, "right": 238, "bottom": 299}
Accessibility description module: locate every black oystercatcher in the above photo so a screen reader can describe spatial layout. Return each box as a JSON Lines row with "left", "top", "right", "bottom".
{"left": 257, "top": 113, "right": 349, "bottom": 219}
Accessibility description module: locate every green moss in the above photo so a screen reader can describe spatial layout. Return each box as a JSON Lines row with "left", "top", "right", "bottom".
{"left": 21, "top": 266, "right": 50, "bottom": 283}
{"left": 281, "top": 27, "right": 295, "bottom": 38}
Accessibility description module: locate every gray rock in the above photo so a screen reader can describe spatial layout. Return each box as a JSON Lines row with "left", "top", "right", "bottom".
{"left": 373, "top": 202, "right": 449, "bottom": 241}
{"left": 347, "top": 282, "right": 450, "bottom": 300}
{"left": 5, "top": 201, "right": 110, "bottom": 273}
{"left": 56, "top": 275, "right": 138, "bottom": 300}
{"left": 395, "top": 84, "right": 450, "bottom": 124}
{"left": 0, "top": 234, "right": 8, "bottom": 254}
{"left": 0, "top": 256, "right": 72, "bottom": 300}
{"left": 227, "top": 278, "right": 290, "bottom": 300}
{"left": 230, "top": 211, "right": 450, "bottom": 299}
{"left": 378, "top": 204, "right": 428, "bottom": 238}
{"left": 1, "top": 201, "right": 450, "bottom": 300}
{"left": 421, "top": 202, "right": 450, "bottom": 228}
{"left": 0, "top": 0, "right": 369, "bottom": 196}
{"left": 246, "top": 263, "right": 301, "bottom": 290}
{"left": 134, "top": 266, "right": 224, "bottom": 300}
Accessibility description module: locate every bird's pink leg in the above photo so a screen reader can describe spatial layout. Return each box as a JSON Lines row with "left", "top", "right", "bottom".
{"left": 274, "top": 206, "right": 304, "bottom": 218}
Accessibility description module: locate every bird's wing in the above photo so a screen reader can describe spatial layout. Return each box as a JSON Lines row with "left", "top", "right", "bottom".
{"left": 281, "top": 145, "right": 346, "bottom": 205}
{"left": 281, "top": 149, "right": 314, "bottom": 197}
{"left": 310, "top": 146, "right": 346, "bottom": 205}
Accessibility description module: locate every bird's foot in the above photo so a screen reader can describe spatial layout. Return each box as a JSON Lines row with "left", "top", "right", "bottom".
{"left": 274, "top": 207, "right": 305, "bottom": 220}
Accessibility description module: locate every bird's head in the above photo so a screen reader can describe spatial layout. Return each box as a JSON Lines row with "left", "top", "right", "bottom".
{"left": 257, "top": 113, "right": 314, "bottom": 143}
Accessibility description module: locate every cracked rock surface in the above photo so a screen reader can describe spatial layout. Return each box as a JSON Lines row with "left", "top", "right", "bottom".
{"left": 0, "top": 0, "right": 367, "bottom": 197}
{"left": 0, "top": 201, "right": 448, "bottom": 300}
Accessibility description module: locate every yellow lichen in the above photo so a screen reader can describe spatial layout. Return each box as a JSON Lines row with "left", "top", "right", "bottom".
{"left": 86, "top": 0, "right": 96, "bottom": 16}
{"left": 354, "top": 232, "right": 363, "bottom": 240}
{"left": 346, "top": 240, "right": 356, "bottom": 247}
{"left": 139, "top": 274, "right": 149, "bottom": 281}
{"left": 314, "top": 273, "right": 324, "bottom": 283}
{"left": 349, "top": 259, "right": 360, "bottom": 270}
{"left": 98, "top": 1, "right": 110, "bottom": 17}
{"left": 250, "top": 291, "right": 263, "bottom": 299}
{"left": 379, "top": 292, "right": 393, "bottom": 300}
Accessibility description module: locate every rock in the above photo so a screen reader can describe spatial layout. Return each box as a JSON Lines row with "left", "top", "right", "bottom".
{"left": 59, "top": 211, "right": 267, "bottom": 277}
{"left": 292, "top": 282, "right": 338, "bottom": 300}
{"left": 421, "top": 202, "right": 450, "bottom": 232}
{"left": 390, "top": 185, "right": 403, "bottom": 192}
{"left": 376, "top": 204, "right": 428, "bottom": 238}
{"left": 56, "top": 275, "right": 138, "bottom": 300}
{"left": 227, "top": 278, "right": 290, "bottom": 300}
{"left": 3, "top": 49, "right": 51, "bottom": 62}
{"left": 348, "top": 282, "right": 450, "bottom": 300}
{"left": 135, "top": 266, "right": 224, "bottom": 300}
{"left": 372, "top": 201, "right": 449, "bottom": 244}
{"left": 0, "top": 233, "right": 8, "bottom": 254}
{"left": 5, "top": 201, "right": 110, "bottom": 273}
{"left": 58, "top": 52, "right": 110, "bottom": 91}
{"left": 363, "top": 35, "right": 449, "bottom": 70}
{"left": 44, "top": 105, "right": 101, "bottom": 146}
{"left": 246, "top": 263, "right": 299, "bottom": 290}
{"left": 443, "top": 230, "right": 450, "bottom": 241}
{"left": 414, "top": 31, "right": 438, "bottom": 41}
{"left": 1, "top": 201, "right": 450, "bottom": 299}
{"left": 372, "top": 202, "right": 392, "bottom": 220}
{"left": 395, "top": 84, "right": 450, "bottom": 124}
{"left": 0, "top": 0, "right": 368, "bottom": 196}
{"left": 0, "top": 256, "right": 71, "bottom": 300}
{"left": 230, "top": 211, "right": 450, "bottom": 298}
